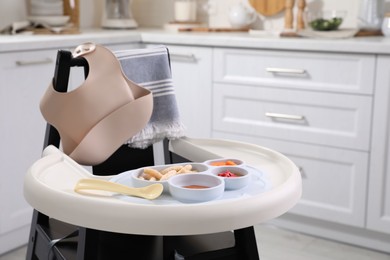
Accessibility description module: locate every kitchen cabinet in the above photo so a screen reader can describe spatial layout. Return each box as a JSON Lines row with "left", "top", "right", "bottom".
{"left": 211, "top": 47, "right": 390, "bottom": 252}
{"left": 212, "top": 82, "right": 370, "bottom": 227}
{"left": 0, "top": 42, "right": 138, "bottom": 255}
{"left": 145, "top": 44, "right": 213, "bottom": 139}
{"left": 367, "top": 55, "right": 390, "bottom": 234}
{"left": 212, "top": 48, "right": 374, "bottom": 227}
{"left": 0, "top": 49, "right": 55, "bottom": 255}
{"left": 212, "top": 83, "right": 372, "bottom": 151}
{"left": 213, "top": 48, "right": 375, "bottom": 95}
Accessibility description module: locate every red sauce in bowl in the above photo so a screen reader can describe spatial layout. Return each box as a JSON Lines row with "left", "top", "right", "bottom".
{"left": 218, "top": 170, "right": 241, "bottom": 178}
{"left": 183, "top": 185, "right": 210, "bottom": 189}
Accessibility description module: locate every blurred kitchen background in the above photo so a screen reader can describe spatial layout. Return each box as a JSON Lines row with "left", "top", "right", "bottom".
{"left": 2, "top": 1, "right": 390, "bottom": 260}
{"left": 2, "top": 0, "right": 390, "bottom": 32}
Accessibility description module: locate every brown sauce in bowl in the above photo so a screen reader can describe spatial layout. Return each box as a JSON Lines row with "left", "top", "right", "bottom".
{"left": 183, "top": 185, "right": 210, "bottom": 189}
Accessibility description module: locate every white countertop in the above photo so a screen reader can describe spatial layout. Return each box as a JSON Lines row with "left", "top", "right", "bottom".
{"left": 1, "top": 27, "right": 390, "bottom": 54}
{"left": 0, "top": 29, "right": 141, "bottom": 52}
{"left": 140, "top": 29, "right": 390, "bottom": 55}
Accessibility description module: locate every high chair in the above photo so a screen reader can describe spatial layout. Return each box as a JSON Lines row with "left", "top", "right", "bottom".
{"left": 24, "top": 45, "right": 302, "bottom": 260}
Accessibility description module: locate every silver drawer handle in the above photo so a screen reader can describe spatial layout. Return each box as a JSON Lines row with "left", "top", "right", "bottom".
{"left": 170, "top": 53, "right": 197, "bottom": 62}
{"left": 265, "top": 112, "right": 305, "bottom": 121}
{"left": 266, "top": 67, "right": 306, "bottom": 74}
{"left": 15, "top": 58, "right": 53, "bottom": 66}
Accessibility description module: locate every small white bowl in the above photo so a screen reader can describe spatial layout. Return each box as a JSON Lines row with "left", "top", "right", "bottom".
{"left": 27, "top": 15, "right": 70, "bottom": 27}
{"left": 30, "top": 8, "right": 64, "bottom": 16}
{"left": 168, "top": 173, "right": 224, "bottom": 203}
{"left": 211, "top": 166, "right": 250, "bottom": 190}
{"left": 131, "top": 163, "right": 209, "bottom": 193}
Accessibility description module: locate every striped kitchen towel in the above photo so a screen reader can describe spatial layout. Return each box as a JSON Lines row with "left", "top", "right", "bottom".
{"left": 115, "top": 45, "right": 186, "bottom": 149}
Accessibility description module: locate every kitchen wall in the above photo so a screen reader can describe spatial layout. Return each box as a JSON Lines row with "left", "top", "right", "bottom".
{"left": 0, "top": 0, "right": 389, "bottom": 31}
{"left": 0, "top": 1, "right": 28, "bottom": 30}
{"left": 0, "top": 0, "right": 102, "bottom": 30}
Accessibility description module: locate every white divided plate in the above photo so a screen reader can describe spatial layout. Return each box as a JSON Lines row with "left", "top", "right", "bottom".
{"left": 110, "top": 165, "right": 271, "bottom": 205}
{"left": 28, "top": 15, "right": 70, "bottom": 26}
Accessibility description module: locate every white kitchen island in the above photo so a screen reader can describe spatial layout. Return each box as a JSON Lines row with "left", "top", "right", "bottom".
{"left": 1, "top": 28, "right": 390, "bottom": 254}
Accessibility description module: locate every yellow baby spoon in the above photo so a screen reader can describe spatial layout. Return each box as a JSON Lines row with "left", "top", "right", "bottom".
{"left": 75, "top": 178, "right": 163, "bottom": 200}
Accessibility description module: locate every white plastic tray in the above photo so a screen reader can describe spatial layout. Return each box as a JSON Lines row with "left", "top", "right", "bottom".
{"left": 24, "top": 137, "right": 302, "bottom": 235}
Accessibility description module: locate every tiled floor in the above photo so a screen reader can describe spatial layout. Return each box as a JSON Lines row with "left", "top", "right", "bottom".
{"left": 0, "top": 246, "right": 26, "bottom": 260}
{"left": 1, "top": 224, "right": 389, "bottom": 260}
{"left": 254, "top": 224, "right": 390, "bottom": 260}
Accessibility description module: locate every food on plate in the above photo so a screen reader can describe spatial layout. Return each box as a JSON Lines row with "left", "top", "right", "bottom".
{"left": 143, "top": 168, "right": 163, "bottom": 180}
{"left": 138, "top": 164, "right": 196, "bottom": 181}
{"left": 161, "top": 165, "right": 184, "bottom": 174}
{"left": 160, "top": 170, "right": 178, "bottom": 181}
{"left": 210, "top": 160, "right": 237, "bottom": 166}
{"left": 218, "top": 170, "right": 241, "bottom": 178}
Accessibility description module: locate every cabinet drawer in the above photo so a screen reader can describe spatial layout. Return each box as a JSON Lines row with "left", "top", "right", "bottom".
{"left": 213, "top": 83, "right": 372, "bottom": 151}
{"left": 1, "top": 50, "right": 55, "bottom": 71}
{"left": 212, "top": 132, "right": 368, "bottom": 227}
{"left": 0, "top": 49, "right": 57, "bottom": 252}
{"left": 213, "top": 48, "right": 375, "bottom": 95}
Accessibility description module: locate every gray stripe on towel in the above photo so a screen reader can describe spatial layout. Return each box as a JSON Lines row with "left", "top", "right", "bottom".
{"left": 115, "top": 46, "right": 185, "bottom": 149}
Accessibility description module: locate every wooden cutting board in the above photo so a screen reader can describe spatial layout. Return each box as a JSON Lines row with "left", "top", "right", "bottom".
{"left": 249, "top": 0, "right": 286, "bottom": 16}
{"left": 64, "top": 0, "right": 80, "bottom": 27}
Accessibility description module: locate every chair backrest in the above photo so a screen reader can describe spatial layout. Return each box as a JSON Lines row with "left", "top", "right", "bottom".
{"left": 43, "top": 48, "right": 169, "bottom": 176}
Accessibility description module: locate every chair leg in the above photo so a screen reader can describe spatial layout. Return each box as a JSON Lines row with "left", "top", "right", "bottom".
{"left": 166, "top": 227, "right": 260, "bottom": 260}
{"left": 25, "top": 210, "right": 37, "bottom": 260}
{"left": 26, "top": 210, "right": 80, "bottom": 260}
{"left": 234, "top": 226, "right": 260, "bottom": 260}
{"left": 26, "top": 210, "right": 48, "bottom": 260}
{"left": 77, "top": 228, "right": 164, "bottom": 260}
{"left": 76, "top": 228, "right": 99, "bottom": 260}
{"left": 163, "top": 233, "right": 234, "bottom": 260}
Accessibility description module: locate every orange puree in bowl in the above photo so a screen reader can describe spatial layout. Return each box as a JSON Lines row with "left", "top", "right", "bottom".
{"left": 210, "top": 160, "right": 237, "bottom": 166}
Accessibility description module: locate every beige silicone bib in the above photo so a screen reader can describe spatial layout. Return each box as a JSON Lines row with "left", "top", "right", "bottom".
{"left": 40, "top": 43, "right": 153, "bottom": 165}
